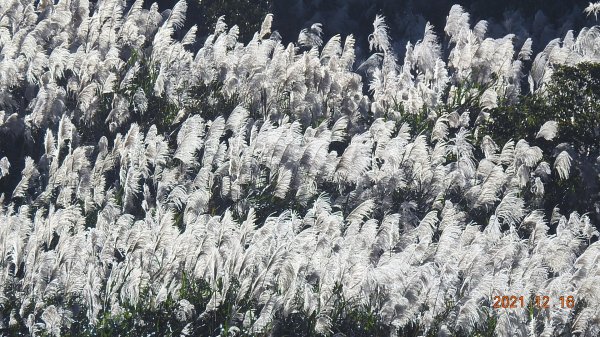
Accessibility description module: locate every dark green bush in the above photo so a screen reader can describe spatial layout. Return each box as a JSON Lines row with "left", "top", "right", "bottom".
{"left": 484, "top": 62, "right": 600, "bottom": 226}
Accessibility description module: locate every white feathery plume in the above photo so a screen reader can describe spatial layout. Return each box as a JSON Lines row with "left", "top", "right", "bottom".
{"left": 259, "top": 14, "right": 273, "bottom": 38}
{"left": 554, "top": 151, "right": 572, "bottom": 180}
{"left": 0, "top": 157, "right": 9, "bottom": 179}
{"left": 334, "top": 132, "right": 372, "bottom": 183}
{"left": 321, "top": 34, "right": 342, "bottom": 62}
{"left": 473, "top": 20, "right": 488, "bottom": 40}
{"left": 132, "top": 88, "right": 148, "bottom": 115}
{"left": 340, "top": 35, "right": 356, "bottom": 69}
{"left": 518, "top": 38, "right": 533, "bottom": 61}
{"left": 12, "top": 157, "right": 38, "bottom": 199}
{"left": 536, "top": 121, "right": 558, "bottom": 140}
{"left": 495, "top": 193, "right": 525, "bottom": 227}
{"left": 145, "top": 125, "right": 170, "bottom": 172}
{"left": 274, "top": 167, "right": 292, "bottom": 199}
{"left": 174, "top": 115, "right": 205, "bottom": 166}
{"left": 369, "top": 15, "right": 391, "bottom": 52}
{"left": 202, "top": 116, "right": 226, "bottom": 168}
{"left": 165, "top": 0, "right": 188, "bottom": 31}
{"left": 431, "top": 115, "right": 449, "bottom": 142}
{"left": 226, "top": 106, "right": 250, "bottom": 135}
{"left": 57, "top": 115, "right": 75, "bottom": 154}
{"left": 585, "top": 2, "right": 600, "bottom": 20}
{"left": 480, "top": 135, "right": 499, "bottom": 161}
{"left": 445, "top": 5, "right": 470, "bottom": 43}
{"left": 181, "top": 25, "right": 197, "bottom": 46}
{"left": 298, "top": 23, "right": 323, "bottom": 48}
{"left": 346, "top": 199, "right": 375, "bottom": 226}
{"left": 330, "top": 116, "right": 348, "bottom": 143}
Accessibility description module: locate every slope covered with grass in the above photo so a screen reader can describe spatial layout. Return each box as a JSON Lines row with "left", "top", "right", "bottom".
{"left": 0, "top": 0, "right": 600, "bottom": 336}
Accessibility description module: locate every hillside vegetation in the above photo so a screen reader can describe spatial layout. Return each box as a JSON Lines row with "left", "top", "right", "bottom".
{"left": 0, "top": 0, "right": 600, "bottom": 336}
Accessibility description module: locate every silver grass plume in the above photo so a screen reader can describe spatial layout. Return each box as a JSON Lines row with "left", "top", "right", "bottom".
{"left": 536, "top": 121, "right": 559, "bottom": 140}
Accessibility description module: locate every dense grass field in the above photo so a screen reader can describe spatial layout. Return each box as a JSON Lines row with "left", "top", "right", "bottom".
{"left": 1, "top": 0, "right": 600, "bottom": 335}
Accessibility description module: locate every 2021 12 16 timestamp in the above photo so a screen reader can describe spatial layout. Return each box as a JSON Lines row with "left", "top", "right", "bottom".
{"left": 492, "top": 295, "right": 576, "bottom": 309}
